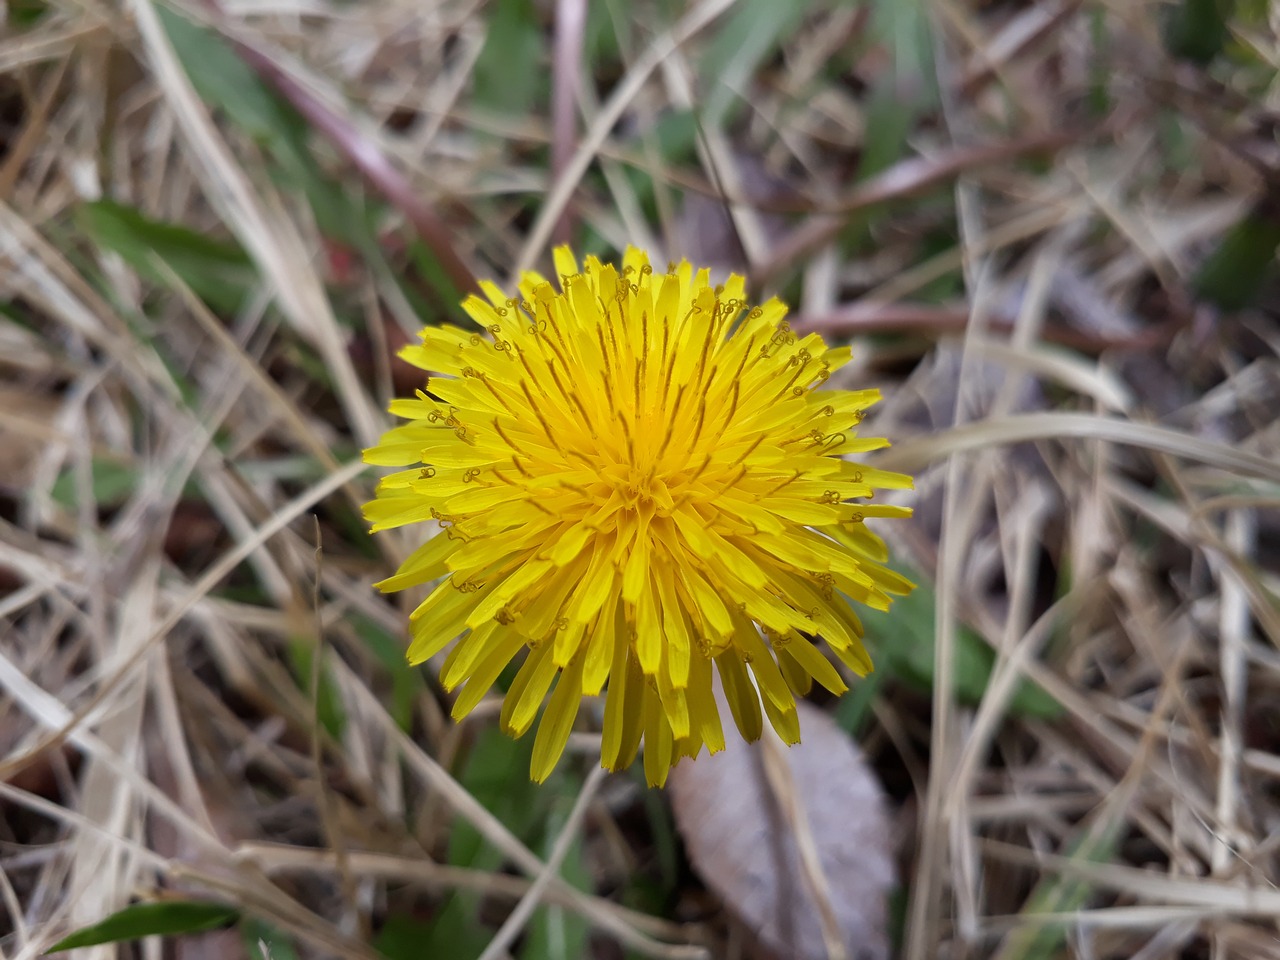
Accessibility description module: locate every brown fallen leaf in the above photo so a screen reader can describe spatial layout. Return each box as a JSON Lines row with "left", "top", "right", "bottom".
{"left": 669, "top": 697, "right": 895, "bottom": 960}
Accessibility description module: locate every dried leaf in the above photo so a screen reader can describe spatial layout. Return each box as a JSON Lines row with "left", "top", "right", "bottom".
{"left": 669, "top": 698, "right": 895, "bottom": 960}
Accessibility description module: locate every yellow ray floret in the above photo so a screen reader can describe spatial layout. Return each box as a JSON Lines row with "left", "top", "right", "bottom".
{"left": 363, "top": 246, "right": 914, "bottom": 786}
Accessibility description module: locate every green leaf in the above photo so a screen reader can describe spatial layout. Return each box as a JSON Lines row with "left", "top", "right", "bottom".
{"left": 78, "top": 200, "right": 256, "bottom": 314}
{"left": 351, "top": 613, "right": 424, "bottom": 731}
{"left": 473, "top": 0, "right": 544, "bottom": 117}
{"left": 376, "top": 911, "right": 490, "bottom": 960}
{"left": 155, "top": 5, "right": 378, "bottom": 249}
{"left": 1087, "top": 7, "right": 1111, "bottom": 118}
{"left": 423, "top": 691, "right": 588, "bottom": 958}
{"left": 699, "top": 0, "right": 811, "bottom": 122}
{"left": 1193, "top": 203, "right": 1280, "bottom": 312}
{"left": 156, "top": 6, "right": 303, "bottom": 144}
{"left": 641, "top": 777, "right": 681, "bottom": 895}
{"left": 50, "top": 456, "right": 202, "bottom": 511}
{"left": 449, "top": 727, "right": 545, "bottom": 870}
{"left": 854, "top": 0, "right": 937, "bottom": 183}
{"left": 1163, "top": 0, "right": 1234, "bottom": 64}
{"left": 8, "top": 0, "right": 50, "bottom": 27}
{"left": 860, "top": 569, "right": 1062, "bottom": 720}
{"left": 869, "top": 0, "right": 935, "bottom": 91}
{"left": 424, "top": 727, "right": 561, "bottom": 957}
{"left": 993, "top": 824, "right": 1121, "bottom": 960}
{"left": 241, "top": 917, "right": 300, "bottom": 960}
{"left": 833, "top": 666, "right": 886, "bottom": 736}
{"left": 288, "top": 638, "right": 347, "bottom": 739}
{"left": 618, "top": 109, "right": 699, "bottom": 225}
{"left": 583, "top": 0, "right": 625, "bottom": 72}
{"left": 856, "top": 83, "right": 920, "bottom": 185}
{"left": 653, "top": 109, "right": 699, "bottom": 162}
{"left": 405, "top": 235, "right": 467, "bottom": 315}
{"left": 48, "top": 901, "right": 239, "bottom": 952}
{"left": 1237, "top": 0, "right": 1270, "bottom": 22}
{"left": 50, "top": 458, "right": 140, "bottom": 510}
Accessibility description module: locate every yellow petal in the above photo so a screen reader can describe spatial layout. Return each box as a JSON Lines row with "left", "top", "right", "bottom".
{"left": 531, "top": 653, "right": 587, "bottom": 782}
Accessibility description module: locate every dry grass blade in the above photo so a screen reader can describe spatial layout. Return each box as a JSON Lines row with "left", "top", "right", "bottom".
{"left": 234, "top": 843, "right": 694, "bottom": 943}
{"left": 200, "top": 4, "right": 481, "bottom": 296}
{"left": 792, "top": 303, "right": 1183, "bottom": 353}
{"left": 474, "top": 765, "right": 607, "bottom": 960}
{"left": 755, "top": 132, "right": 1078, "bottom": 287}
{"left": 512, "top": 0, "right": 737, "bottom": 279}
{"left": 128, "top": 0, "right": 382, "bottom": 447}
{"left": 0, "top": 460, "right": 366, "bottom": 785}
{"left": 339, "top": 678, "right": 704, "bottom": 959}
{"left": 985, "top": 840, "right": 1280, "bottom": 914}
{"left": 551, "top": 0, "right": 588, "bottom": 247}
{"left": 877, "top": 412, "right": 1280, "bottom": 483}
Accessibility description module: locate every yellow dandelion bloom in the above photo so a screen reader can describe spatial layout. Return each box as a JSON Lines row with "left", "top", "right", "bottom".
{"left": 363, "top": 247, "right": 913, "bottom": 787}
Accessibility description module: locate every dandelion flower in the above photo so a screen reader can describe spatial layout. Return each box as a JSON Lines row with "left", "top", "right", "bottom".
{"left": 363, "top": 247, "right": 914, "bottom": 786}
